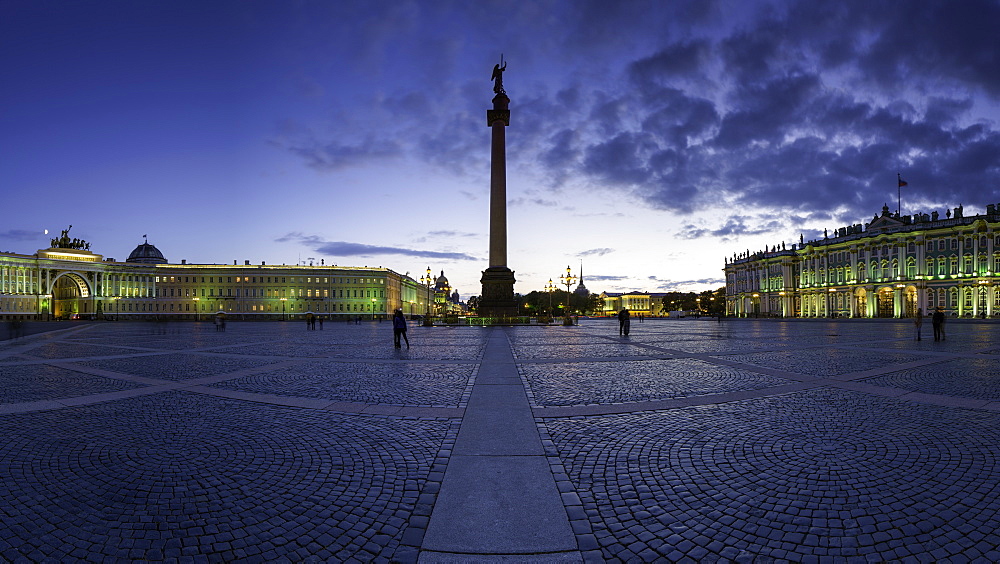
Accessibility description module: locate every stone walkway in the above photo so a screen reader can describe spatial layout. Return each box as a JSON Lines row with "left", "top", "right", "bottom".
{"left": 1, "top": 319, "right": 999, "bottom": 562}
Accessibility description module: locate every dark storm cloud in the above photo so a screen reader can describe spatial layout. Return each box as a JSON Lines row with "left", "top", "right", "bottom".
{"left": 283, "top": 137, "right": 403, "bottom": 171}
{"left": 276, "top": 233, "right": 477, "bottom": 261}
{"left": 275, "top": 0, "right": 1000, "bottom": 228}
{"left": 650, "top": 277, "right": 726, "bottom": 291}
{"left": 0, "top": 229, "right": 44, "bottom": 242}
{"left": 858, "top": 0, "right": 1000, "bottom": 97}
{"left": 680, "top": 216, "right": 786, "bottom": 240}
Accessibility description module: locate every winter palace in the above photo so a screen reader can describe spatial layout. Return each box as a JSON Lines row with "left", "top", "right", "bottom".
{"left": 0, "top": 229, "right": 436, "bottom": 321}
{"left": 725, "top": 202, "right": 1000, "bottom": 319}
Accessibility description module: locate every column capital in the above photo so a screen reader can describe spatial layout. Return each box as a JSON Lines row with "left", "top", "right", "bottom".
{"left": 487, "top": 109, "right": 510, "bottom": 127}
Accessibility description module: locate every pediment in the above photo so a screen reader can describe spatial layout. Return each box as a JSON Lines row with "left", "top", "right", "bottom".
{"left": 867, "top": 215, "right": 903, "bottom": 233}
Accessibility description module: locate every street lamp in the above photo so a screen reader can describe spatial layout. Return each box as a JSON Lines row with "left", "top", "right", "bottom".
{"left": 544, "top": 279, "right": 556, "bottom": 316}
{"left": 559, "top": 265, "right": 577, "bottom": 315}
{"left": 420, "top": 266, "right": 433, "bottom": 324}
{"left": 280, "top": 297, "right": 287, "bottom": 321}
{"left": 371, "top": 297, "right": 376, "bottom": 321}
{"left": 193, "top": 296, "right": 200, "bottom": 321}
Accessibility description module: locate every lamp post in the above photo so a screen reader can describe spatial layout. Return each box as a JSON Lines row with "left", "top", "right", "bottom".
{"left": 559, "top": 265, "right": 577, "bottom": 315}
{"left": 420, "top": 266, "right": 433, "bottom": 325}
{"left": 280, "top": 297, "right": 287, "bottom": 321}
{"left": 544, "top": 279, "right": 556, "bottom": 316}
{"left": 371, "top": 297, "right": 376, "bottom": 321}
{"left": 193, "top": 297, "right": 200, "bottom": 321}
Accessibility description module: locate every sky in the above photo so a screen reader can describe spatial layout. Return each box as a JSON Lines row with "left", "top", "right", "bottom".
{"left": 3, "top": 0, "right": 1000, "bottom": 298}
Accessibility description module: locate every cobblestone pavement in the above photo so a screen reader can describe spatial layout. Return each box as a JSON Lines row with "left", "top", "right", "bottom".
{"left": 2, "top": 319, "right": 999, "bottom": 562}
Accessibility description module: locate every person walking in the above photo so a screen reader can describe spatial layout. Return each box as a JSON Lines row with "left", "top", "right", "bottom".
{"left": 392, "top": 309, "right": 409, "bottom": 348}
{"left": 932, "top": 307, "right": 945, "bottom": 341}
{"left": 914, "top": 308, "right": 923, "bottom": 341}
{"left": 618, "top": 307, "right": 631, "bottom": 336}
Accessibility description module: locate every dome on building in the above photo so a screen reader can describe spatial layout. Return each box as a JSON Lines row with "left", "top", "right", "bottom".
{"left": 434, "top": 270, "right": 451, "bottom": 292}
{"left": 126, "top": 241, "right": 167, "bottom": 264}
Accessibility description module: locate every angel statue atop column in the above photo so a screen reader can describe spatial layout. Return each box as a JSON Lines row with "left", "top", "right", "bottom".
{"left": 491, "top": 57, "right": 507, "bottom": 95}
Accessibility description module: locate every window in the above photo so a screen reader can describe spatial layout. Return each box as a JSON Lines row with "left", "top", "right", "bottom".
{"left": 952, "top": 239, "right": 958, "bottom": 249}
{"left": 939, "top": 240, "right": 945, "bottom": 251}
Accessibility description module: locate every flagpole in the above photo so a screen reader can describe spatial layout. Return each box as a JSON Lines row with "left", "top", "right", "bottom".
{"left": 897, "top": 173, "right": 902, "bottom": 216}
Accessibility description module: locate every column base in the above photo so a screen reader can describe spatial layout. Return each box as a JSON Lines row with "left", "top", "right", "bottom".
{"left": 478, "top": 267, "right": 518, "bottom": 317}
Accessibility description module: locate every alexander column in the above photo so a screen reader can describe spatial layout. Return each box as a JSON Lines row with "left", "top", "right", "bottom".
{"left": 478, "top": 57, "right": 518, "bottom": 317}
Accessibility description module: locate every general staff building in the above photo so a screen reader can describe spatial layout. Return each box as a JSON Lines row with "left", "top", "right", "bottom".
{"left": 0, "top": 237, "right": 433, "bottom": 321}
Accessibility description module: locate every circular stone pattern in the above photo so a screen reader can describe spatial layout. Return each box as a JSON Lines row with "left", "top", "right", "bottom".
{"left": 211, "top": 361, "right": 475, "bottom": 407}
{"left": 0, "top": 391, "right": 450, "bottom": 562}
{"left": 520, "top": 358, "right": 790, "bottom": 406}
{"left": 546, "top": 388, "right": 1000, "bottom": 562}
{"left": 0, "top": 365, "right": 145, "bottom": 404}
{"left": 864, "top": 357, "right": 1000, "bottom": 401}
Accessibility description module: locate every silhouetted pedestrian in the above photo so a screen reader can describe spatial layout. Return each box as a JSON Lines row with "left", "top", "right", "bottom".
{"left": 392, "top": 309, "right": 409, "bottom": 348}
{"left": 932, "top": 307, "right": 945, "bottom": 341}
{"left": 318, "top": 316, "right": 324, "bottom": 330}
{"left": 618, "top": 308, "right": 630, "bottom": 336}
{"left": 914, "top": 308, "right": 923, "bottom": 341}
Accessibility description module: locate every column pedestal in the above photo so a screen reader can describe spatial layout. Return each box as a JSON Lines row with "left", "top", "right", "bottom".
{"left": 479, "top": 267, "right": 518, "bottom": 318}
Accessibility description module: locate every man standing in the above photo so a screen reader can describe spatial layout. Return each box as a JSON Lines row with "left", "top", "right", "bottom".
{"left": 618, "top": 307, "right": 630, "bottom": 336}
{"left": 914, "top": 308, "right": 923, "bottom": 341}
{"left": 932, "top": 307, "right": 945, "bottom": 341}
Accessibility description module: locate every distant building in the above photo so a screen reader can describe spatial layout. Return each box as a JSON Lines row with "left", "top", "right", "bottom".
{"left": 432, "top": 270, "right": 465, "bottom": 314}
{"left": 724, "top": 203, "right": 1000, "bottom": 318}
{"left": 599, "top": 291, "right": 667, "bottom": 317}
{"left": 1, "top": 235, "right": 432, "bottom": 321}
{"left": 573, "top": 263, "right": 589, "bottom": 297}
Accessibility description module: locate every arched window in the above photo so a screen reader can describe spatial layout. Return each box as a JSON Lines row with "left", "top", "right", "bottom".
{"left": 964, "top": 254, "right": 974, "bottom": 274}
{"left": 906, "top": 258, "right": 916, "bottom": 279}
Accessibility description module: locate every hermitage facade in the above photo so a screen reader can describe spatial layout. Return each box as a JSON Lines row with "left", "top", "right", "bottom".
{"left": 1, "top": 232, "right": 434, "bottom": 321}
{"left": 725, "top": 202, "right": 1000, "bottom": 319}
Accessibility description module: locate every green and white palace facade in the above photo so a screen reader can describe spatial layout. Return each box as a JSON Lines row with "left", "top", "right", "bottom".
{"left": 725, "top": 203, "right": 1000, "bottom": 319}
{"left": 1, "top": 236, "right": 433, "bottom": 321}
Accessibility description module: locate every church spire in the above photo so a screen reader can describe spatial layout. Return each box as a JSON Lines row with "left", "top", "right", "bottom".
{"left": 574, "top": 260, "right": 589, "bottom": 296}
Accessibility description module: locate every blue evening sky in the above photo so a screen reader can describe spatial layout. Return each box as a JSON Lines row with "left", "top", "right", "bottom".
{"left": 3, "top": 0, "right": 999, "bottom": 297}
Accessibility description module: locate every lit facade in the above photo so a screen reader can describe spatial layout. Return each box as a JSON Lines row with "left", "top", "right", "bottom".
{"left": 599, "top": 292, "right": 668, "bottom": 317}
{"left": 1, "top": 241, "right": 433, "bottom": 321}
{"left": 725, "top": 203, "right": 1000, "bottom": 319}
